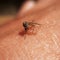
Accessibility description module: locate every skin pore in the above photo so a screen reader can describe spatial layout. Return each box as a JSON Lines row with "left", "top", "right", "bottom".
{"left": 0, "top": 0, "right": 60, "bottom": 60}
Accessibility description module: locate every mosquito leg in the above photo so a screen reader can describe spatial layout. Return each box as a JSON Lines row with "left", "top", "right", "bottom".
{"left": 23, "top": 30, "right": 27, "bottom": 39}
{"left": 24, "top": 34, "right": 26, "bottom": 39}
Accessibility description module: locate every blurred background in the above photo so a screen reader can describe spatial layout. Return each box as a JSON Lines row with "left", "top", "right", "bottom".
{"left": 0, "top": 0, "right": 37, "bottom": 26}
{"left": 0, "top": 0, "right": 25, "bottom": 25}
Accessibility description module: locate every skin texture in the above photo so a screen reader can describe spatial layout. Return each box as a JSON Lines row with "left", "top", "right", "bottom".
{"left": 0, "top": 0, "right": 60, "bottom": 60}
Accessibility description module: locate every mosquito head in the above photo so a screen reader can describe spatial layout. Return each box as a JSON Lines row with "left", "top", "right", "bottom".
{"left": 23, "top": 21, "right": 29, "bottom": 30}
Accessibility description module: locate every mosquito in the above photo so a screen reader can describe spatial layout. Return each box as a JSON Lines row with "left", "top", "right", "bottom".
{"left": 23, "top": 21, "right": 41, "bottom": 35}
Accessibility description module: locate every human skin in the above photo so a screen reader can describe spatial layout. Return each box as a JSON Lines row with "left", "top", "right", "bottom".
{"left": 0, "top": 0, "right": 60, "bottom": 60}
